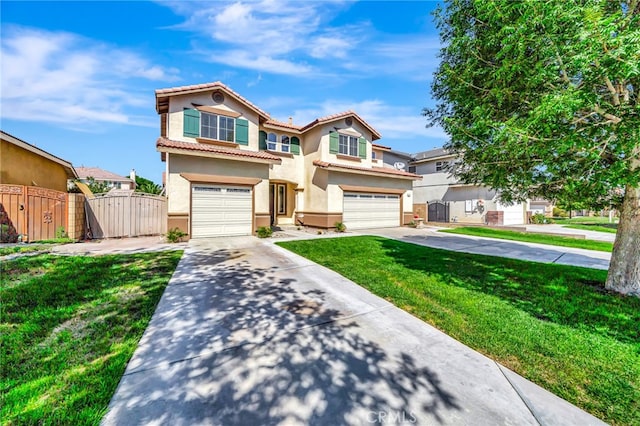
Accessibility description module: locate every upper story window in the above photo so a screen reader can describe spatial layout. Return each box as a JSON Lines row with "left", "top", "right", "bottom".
{"left": 436, "top": 161, "right": 449, "bottom": 172}
{"left": 372, "top": 151, "right": 377, "bottom": 159}
{"left": 339, "top": 134, "right": 359, "bottom": 157}
{"left": 281, "top": 135, "right": 290, "bottom": 153}
{"left": 183, "top": 108, "right": 249, "bottom": 145}
{"left": 201, "top": 112, "right": 234, "bottom": 142}
{"left": 408, "top": 165, "right": 416, "bottom": 173}
{"left": 266, "top": 132, "right": 292, "bottom": 153}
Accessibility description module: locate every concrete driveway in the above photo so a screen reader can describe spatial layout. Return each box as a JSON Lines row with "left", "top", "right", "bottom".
{"left": 103, "top": 236, "right": 605, "bottom": 426}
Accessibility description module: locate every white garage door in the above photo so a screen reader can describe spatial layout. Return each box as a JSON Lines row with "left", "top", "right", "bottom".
{"left": 497, "top": 202, "right": 525, "bottom": 225}
{"left": 343, "top": 193, "right": 400, "bottom": 230}
{"left": 191, "top": 185, "right": 252, "bottom": 238}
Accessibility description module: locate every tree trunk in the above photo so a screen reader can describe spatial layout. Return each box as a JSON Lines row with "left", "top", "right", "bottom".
{"left": 605, "top": 184, "right": 640, "bottom": 295}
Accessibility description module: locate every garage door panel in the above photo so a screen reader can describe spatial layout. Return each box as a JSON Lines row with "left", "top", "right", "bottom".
{"left": 192, "top": 185, "right": 252, "bottom": 238}
{"left": 343, "top": 193, "right": 400, "bottom": 230}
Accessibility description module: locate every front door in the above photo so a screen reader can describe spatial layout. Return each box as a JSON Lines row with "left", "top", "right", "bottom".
{"left": 269, "top": 183, "right": 287, "bottom": 227}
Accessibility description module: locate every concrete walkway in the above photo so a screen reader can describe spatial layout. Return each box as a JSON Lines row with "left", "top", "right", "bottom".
{"left": 525, "top": 224, "right": 616, "bottom": 242}
{"left": 367, "top": 226, "right": 611, "bottom": 270}
{"left": 103, "top": 235, "right": 605, "bottom": 426}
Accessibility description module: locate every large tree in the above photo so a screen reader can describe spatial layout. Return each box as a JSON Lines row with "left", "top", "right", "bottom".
{"left": 425, "top": 0, "right": 639, "bottom": 294}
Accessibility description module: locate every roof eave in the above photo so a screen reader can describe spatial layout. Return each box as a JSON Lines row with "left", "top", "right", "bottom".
{"left": 157, "top": 146, "right": 282, "bottom": 165}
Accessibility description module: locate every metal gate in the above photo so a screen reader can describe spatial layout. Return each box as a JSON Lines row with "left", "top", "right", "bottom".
{"left": 0, "top": 184, "right": 67, "bottom": 242}
{"left": 428, "top": 201, "right": 450, "bottom": 223}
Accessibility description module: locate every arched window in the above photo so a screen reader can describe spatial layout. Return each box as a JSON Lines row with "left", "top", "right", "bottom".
{"left": 267, "top": 133, "right": 277, "bottom": 150}
{"left": 281, "top": 135, "right": 290, "bottom": 153}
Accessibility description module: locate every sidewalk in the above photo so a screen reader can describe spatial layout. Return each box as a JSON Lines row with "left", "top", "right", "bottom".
{"left": 362, "top": 226, "right": 610, "bottom": 270}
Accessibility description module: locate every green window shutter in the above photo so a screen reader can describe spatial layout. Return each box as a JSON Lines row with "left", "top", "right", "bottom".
{"left": 329, "top": 131, "right": 339, "bottom": 154}
{"left": 358, "top": 137, "right": 367, "bottom": 159}
{"left": 183, "top": 109, "right": 200, "bottom": 138}
{"left": 235, "top": 118, "right": 249, "bottom": 145}
{"left": 259, "top": 131, "right": 267, "bottom": 150}
{"left": 291, "top": 136, "right": 300, "bottom": 155}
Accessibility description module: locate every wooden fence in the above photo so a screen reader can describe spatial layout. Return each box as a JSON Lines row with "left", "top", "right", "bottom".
{"left": 0, "top": 184, "right": 67, "bottom": 242}
{"left": 85, "top": 192, "right": 167, "bottom": 239}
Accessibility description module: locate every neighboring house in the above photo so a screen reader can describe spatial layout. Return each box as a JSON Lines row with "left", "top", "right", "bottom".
{"left": 155, "top": 81, "right": 420, "bottom": 238}
{"left": 75, "top": 167, "right": 136, "bottom": 191}
{"left": 529, "top": 198, "right": 555, "bottom": 217}
{"left": 398, "top": 147, "right": 528, "bottom": 225}
{"left": 1, "top": 130, "right": 78, "bottom": 192}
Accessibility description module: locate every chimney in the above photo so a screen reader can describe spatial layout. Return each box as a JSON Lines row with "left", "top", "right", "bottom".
{"left": 130, "top": 169, "right": 136, "bottom": 181}
{"left": 288, "top": 116, "right": 293, "bottom": 125}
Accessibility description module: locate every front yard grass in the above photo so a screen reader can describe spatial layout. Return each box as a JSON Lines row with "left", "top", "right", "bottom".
{"left": 440, "top": 226, "right": 613, "bottom": 252}
{"left": 1, "top": 251, "right": 182, "bottom": 425}
{"left": 277, "top": 236, "right": 640, "bottom": 425}
{"left": 564, "top": 223, "right": 618, "bottom": 234}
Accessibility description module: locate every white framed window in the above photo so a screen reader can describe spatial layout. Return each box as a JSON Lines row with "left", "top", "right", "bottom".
{"left": 281, "top": 135, "right": 290, "bottom": 153}
{"left": 436, "top": 161, "right": 449, "bottom": 172}
{"left": 267, "top": 132, "right": 278, "bottom": 150}
{"left": 201, "top": 112, "right": 235, "bottom": 142}
{"left": 266, "top": 132, "right": 293, "bottom": 153}
{"left": 339, "top": 134, "right": 358, "bottom": 156}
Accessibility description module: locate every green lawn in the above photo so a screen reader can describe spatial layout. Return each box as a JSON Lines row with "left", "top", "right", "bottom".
{"left": 277, "top": 237, "right": 640, "bottom": 425}
{"left": 554, "top": 216, "right": 618, "bottom": 225}
{"left": 564, "top": 224, "right": 618, "bottom": 234}
{"left": 440, "top": 226, "right": 613, "bottom": 252}
{"left": 0, "top": 244, "right": 52, "bottom": 257}
{"left": 1, "top": 251, "right": 182, "bottom": 425}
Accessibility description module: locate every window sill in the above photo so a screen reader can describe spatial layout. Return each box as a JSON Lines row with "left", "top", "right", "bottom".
{"left": 196, "top": 138, "right": 239, "bottom": 148}
{"left": 336, "top": 154, "right": 362, "bottom": 162}
{"left": 266, "top": 150, "right": 294, "bottom": 158}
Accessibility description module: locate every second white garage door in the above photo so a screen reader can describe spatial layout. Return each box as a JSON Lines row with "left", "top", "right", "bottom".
{"left": 191, "top": 185, "right": 252, "bottom": 238}
{"left": 343, "top": 192, "right": 400, "bottom": 230}
{"left": 497, "top": 202, "right": 525, "bottom": 225}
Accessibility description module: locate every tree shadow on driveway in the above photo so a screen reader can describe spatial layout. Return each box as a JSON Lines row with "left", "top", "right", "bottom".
{"left": 103, "top": 244, "right": 462, "bottom": 425}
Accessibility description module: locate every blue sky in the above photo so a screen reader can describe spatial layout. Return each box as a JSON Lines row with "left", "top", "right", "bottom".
{"left": 1, "top": 1, "right": 445, "bottom": 184}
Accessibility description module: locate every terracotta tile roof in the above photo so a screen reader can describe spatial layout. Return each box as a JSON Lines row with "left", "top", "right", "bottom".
{"left": 155, "top": 81, "right": 271, "bottom": 118}
{"left": 313, "top": 160, "right": 421, "bottom": 179}
{"left": 263, "top": 119, "right": 303, "bottom": 131}
{"left": 156, "top": 137, "right": 282, "bottom": 163}
{"left": 372, "top": 143, "right": 392, "bottom": 150}
{"left": 301, "top": 111, "right": 382, "bottom": 141}
{"left": 75, "top": 167, "right": 132, "bottom": 182}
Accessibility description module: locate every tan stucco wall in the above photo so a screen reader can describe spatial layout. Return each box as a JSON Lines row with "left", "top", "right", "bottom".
{"left": 167, "top": 92, "right": 261, "bottom": 151}
{"left": 166, "top": 154, "right": 270, "bottom": 214}
{"left": 0, "top": 140, "right": 69, "bottom": 192}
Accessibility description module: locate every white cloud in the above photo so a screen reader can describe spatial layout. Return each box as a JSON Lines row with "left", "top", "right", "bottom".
{"left": 0, "top": 26, "right": 179, "bottom": 126}
{"left": 163, "top": 0, "right": 360, "bottom": 75}
{"left": 288, "top": 98, "right": 447, "bottom": 142}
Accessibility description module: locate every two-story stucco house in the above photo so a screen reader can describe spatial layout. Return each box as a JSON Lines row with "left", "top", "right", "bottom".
{"left": 155, "top": 82, "right": 419, "bottom": 238}
{"left": 408, "top": 148, "right": 528, "bottom": 225}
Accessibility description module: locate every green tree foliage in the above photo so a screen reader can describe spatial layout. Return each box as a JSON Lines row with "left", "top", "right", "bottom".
{"left": 425, "top": 0, "right": 639, "bottom": 293}
{"left": 69, "top": 177, "right": 110, "bottom": 194}
{"left": 135, "top": 175, "right": 163, "bottom": 195}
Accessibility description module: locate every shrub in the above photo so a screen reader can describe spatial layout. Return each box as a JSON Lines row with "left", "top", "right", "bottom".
{"left": 0, "top": 224, "right": 19, "bottom": 243}
{"left": 553, "top": 207, "right": 568, "bottom": 217}
{"left": 256, "top": 226, "right": 273, "bottom": 238}
{"left": 407, "top": 220, "right": 418, "bottom": 228}
{"left": 166, "top": 227, "right": 187, "bottom": 243}
{"left": 55, "top": 226, "right": 68, "bottom": 239}
{"left": 334, "top": 222, "right": 347, "bottom": 233}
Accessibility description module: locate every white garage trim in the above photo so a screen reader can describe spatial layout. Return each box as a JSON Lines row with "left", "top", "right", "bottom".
{"left": 191, "top": 184, "right": 253, "bottom": 238}
{"left": 343, "top": 192, "right": 400, "bottom": 230}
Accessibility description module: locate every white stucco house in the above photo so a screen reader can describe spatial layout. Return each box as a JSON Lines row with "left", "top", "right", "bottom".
{"left": 155, "top": 82, "right": 420, "bottom": 238}
{"left": 404, "top": 148, "right": 529, "bottom": 225}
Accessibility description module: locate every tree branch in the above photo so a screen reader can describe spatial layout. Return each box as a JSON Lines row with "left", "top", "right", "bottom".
{"left": 604, "top": 76, "right": 621, "bottom": 106}
{"left": 594, "top": 105, "right": 622, "bottom": 124}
